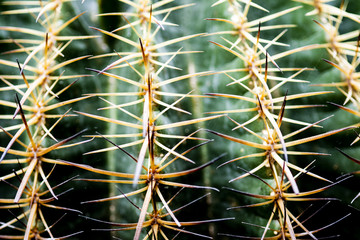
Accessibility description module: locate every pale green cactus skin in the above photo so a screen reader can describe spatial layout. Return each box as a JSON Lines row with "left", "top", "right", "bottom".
{"left": 0, "top": 0, "right": 359, "bottom": 239}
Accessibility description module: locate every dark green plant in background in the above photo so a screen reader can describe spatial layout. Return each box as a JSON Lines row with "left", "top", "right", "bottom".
{"left": 0, "top": 0, "right": 359, "bottom": 239}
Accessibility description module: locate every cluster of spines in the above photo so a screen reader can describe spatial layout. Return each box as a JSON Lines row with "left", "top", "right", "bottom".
{"left": 206, "top": 0, "right": 352, "bottom": 238}
{"left": 294, "top": 0, "right": 360, "bottom": 142}
{"left": 0, "top": 0, "right": 358, "bottom": 239}
{"left": 63, "top": 0, "right": 231, "bottom": 239}
{"left": 287, "top": 0, "right": 360, "bottom": 209}
{"left": 294, "top": 0, "right": 360, "bottom": 207}
{"left": 0, "top": 0, "right": 92, "bottom": 238}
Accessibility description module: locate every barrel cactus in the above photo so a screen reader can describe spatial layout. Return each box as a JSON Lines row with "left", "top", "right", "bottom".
{"left": 0, "top": 0, "right": 359, "bottom": 239}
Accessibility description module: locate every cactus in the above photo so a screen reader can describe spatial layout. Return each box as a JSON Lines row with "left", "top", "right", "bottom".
{"left": 0, "top": 0, "right": 359, "bottom": 239}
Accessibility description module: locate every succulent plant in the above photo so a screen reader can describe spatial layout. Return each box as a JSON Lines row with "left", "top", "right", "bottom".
{"left": 0, "top": 0, "right": 359, "bottom": 239}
